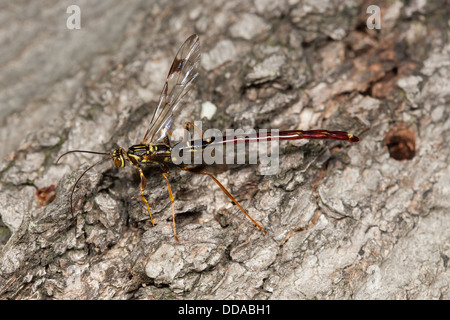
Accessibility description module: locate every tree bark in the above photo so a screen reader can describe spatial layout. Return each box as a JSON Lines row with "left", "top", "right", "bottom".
{"left": 0, "top": 0, "right": 448, "bottom": 299}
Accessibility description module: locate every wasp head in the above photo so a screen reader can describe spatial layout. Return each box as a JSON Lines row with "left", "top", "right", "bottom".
{"left": 112, "top": 148, "right": 127, "bottom": 168}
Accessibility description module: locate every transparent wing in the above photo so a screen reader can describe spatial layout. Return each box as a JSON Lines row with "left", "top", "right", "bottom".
{"left": 142, "top": 34, "right": 201, "bottom": 145}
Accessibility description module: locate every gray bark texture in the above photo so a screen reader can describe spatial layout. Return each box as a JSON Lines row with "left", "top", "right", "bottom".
{"left": 0, "top": 0, "right": 449, "bottom": 299}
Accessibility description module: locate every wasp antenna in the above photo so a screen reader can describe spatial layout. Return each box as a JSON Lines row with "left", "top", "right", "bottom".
{"left": 56, "top": 150, "right": 112, "bottom": 164}
{"left": 70, "top": 157, "right": 109, "bottom": 231}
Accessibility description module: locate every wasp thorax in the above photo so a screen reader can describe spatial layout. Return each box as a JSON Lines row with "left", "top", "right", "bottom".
{"left": 112, "top": 148, "right": 126, "bottom": 168}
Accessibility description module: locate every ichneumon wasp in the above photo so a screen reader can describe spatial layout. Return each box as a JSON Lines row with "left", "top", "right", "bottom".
{"left": 56, "top": 34, "right": 359, "bottom": 241}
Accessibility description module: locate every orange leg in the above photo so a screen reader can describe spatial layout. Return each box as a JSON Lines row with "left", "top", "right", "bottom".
{"left": 137, "top": 167, "right": 155, "bottom": 226}
{"left": 184, "top": 121, "right": 203, "bottom": 141}
{"left": 184, "top": 167, "right": 266, "bottom": 234}
{"left": 162, "top": 172, "right": 178, "bottom": 241}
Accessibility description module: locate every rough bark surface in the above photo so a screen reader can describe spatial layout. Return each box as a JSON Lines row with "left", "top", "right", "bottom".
{"left": 0, "top": 0, "right": 449, "bottom": 299}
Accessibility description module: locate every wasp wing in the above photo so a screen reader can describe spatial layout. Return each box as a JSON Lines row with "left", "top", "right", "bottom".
{"left": 142, "top": 34, "right": 201, "bottom": 145}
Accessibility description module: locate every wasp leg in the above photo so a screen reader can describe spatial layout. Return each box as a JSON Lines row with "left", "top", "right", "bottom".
{"left": 162, "top": 172, "right": 178, "bottom": 241}
{"left": 183, "top": 167, "right": 267, "bottom": 234}
{"left": 183, "top": 121, "right": 203, "bottom": 141}
{"left": 137, "top": 166, "right": 155, "bottom": 226}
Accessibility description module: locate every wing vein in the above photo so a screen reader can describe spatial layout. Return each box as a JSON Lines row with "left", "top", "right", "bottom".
{"left": 142, "top": 34, "right": 201, "bottom": 145}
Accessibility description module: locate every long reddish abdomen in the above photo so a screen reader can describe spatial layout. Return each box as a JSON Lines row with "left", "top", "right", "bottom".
{"left": 177, "top": 129, "right": 359, "bottom": 156}
{"left": 216, "top": 130, "right": 360, "bottom": 144}
{"left": 275, "top": 130, "right": 359, "bottom": 142}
